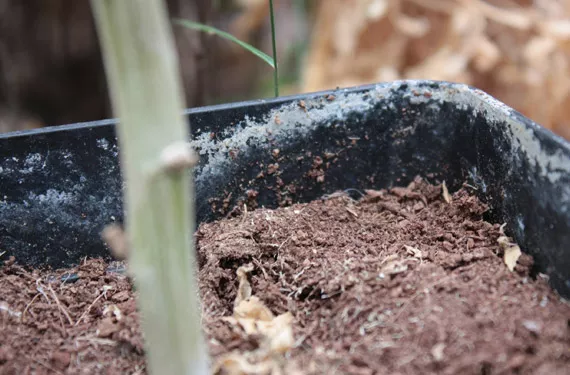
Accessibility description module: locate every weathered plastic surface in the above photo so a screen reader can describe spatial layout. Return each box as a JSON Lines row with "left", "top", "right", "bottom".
{"left": 1, "top": 80, "right": 569, "bottom": 297}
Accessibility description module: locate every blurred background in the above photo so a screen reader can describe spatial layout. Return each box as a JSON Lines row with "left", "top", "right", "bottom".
{"left": 0, "top": 0, "right": 569, "bottom": 140}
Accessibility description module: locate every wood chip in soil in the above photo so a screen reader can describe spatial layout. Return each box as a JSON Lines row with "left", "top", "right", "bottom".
{"left": 1, "top": 177, "right": 569, "bottom": 374}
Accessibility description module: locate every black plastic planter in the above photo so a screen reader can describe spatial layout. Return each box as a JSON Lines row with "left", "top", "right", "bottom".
{"left": 1, "top": 80, "right": 569, "bottom": 298}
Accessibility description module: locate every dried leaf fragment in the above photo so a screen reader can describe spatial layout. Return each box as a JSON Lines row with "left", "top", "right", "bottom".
{"left": 381, "top": 258, "right": 409, "bottom": 275}
{"left": 265, "top": 312, "right": 294, "bottom": 353}
{"left": 503, "top": 244, "right": 522, "bottom": 272}
{"left": 522, "top": 320, "right": 542, "bottom": 334}
{"left": 96, "top": 318, "right": 120, "bottom": 338}
{"left": 227, "top": 298, "right": 294, "bottom": 353}
{"left": 393, "top": 14, "right": 430, "bottom": 38}
{"left": 0, "top": 301, "right": 21, "bottom": 318}
{"left": 364, "top": 189, "right": 384, "bottom": 199}
{"left": 102, "top": 304, "right": 122, "bottom": 321}
{"left": 346, "top": 206, "right": 359, "bottom": 217}
{"left": 212, "top": 352, "right": 273, "bottom": 375}
{"left": 233, "top": 296, "right": 274, "bottom": 322}
{"left": 101, "top": 224, "right": 129, "bottom": 260}
{"left": 474, "top": 36, "right": 501, "bottom": 72}
{"left": 366, "top": 0, "right": 388, "bottom": 20}
{"left": 538, "top": 19, "right": 570, "bottom": 40}
{"left": 497, "top": 225, "right": 522, "bottom": 272}
{"left": 442, "top": 181, "right": 452, "bottom": 203}
{"left": 216, "top": 266, "right": 296, "bottom": 374}
{"left": 431, "top": 342, "right": 446, "bottom": 362}
{"left": 235, "top": 264, "right": 254, "bottom": 306}
{"left": 474, "top": 0, "right": 533, "bottom": 30}
{"left": 404, "top": 245, "right": 422, "bottom": 259}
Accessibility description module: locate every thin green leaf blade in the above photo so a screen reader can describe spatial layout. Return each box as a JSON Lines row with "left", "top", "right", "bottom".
{"left": 269, "top": 0, "right": 279, "bottom": 97}
{"left": 173, "top": 19, "right": 275, "bottom": 68}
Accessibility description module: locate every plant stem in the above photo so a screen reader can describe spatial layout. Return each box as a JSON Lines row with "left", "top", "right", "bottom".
{"left": 269, "top": 0, "right": 279, "bottom": 97}
{"left": 90, "top": 1, "right": 208, "bottom": 374}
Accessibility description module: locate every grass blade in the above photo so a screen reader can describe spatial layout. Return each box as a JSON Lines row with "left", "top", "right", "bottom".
{"left": 173, "top": 18, "right": 275, "bottom": 68}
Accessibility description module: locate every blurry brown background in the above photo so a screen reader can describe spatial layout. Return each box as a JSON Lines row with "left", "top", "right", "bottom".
{"left": 1, "top": 0, "right": 569, "bottom": 140}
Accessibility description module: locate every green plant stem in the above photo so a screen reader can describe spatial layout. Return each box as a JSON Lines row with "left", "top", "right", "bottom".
{"left": 269, "top": 0, "right": 279, "bottom": 97}
{"left": 90, "top": 1, "right": 208, "bottom": 374}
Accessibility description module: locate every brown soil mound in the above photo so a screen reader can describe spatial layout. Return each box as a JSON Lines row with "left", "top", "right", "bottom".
{"left": 1, "top": 178, "right": 569, "bottom": 374}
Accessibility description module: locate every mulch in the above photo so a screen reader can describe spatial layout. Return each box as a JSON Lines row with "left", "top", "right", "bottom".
{"left": 1, "top": 177, "right": 569, "bottom": 374}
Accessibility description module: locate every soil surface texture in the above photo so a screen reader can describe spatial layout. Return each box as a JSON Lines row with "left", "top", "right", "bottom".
{"left": 1, "top": 178, "right": 569, "bottom": 374}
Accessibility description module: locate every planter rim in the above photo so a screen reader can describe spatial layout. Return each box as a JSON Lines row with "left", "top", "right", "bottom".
{"left": 2, "top": 80, "right": 568, "bottom": 150}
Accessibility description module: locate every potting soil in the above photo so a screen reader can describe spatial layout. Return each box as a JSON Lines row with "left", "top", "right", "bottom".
{"left": 1, "top": 177, "right": 569, "bottom": 374}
